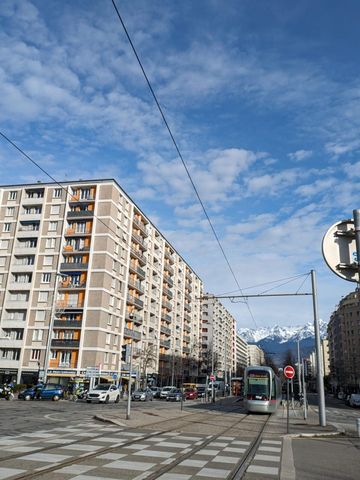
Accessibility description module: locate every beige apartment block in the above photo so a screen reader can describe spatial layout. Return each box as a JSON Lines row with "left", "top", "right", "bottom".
{"left": 200, "top": 295, "right": 236, "bottom": 382}
{"left": 248, "top": 344, "right": 265, "bottom": 366}
{"left": 0, "top": 180, "right": 203, "bottom": 386}
{"left": 235, "top": 333, "right": 248, "bottom": 372}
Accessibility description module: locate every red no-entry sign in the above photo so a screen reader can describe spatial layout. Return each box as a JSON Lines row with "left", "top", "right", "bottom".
{"left": 284, "top": 365, "right": 295, "bottom": 379}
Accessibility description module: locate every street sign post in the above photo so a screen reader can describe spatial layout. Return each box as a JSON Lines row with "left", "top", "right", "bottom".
{"left": 284, "top": 365, "right": 295, "bottom": 379}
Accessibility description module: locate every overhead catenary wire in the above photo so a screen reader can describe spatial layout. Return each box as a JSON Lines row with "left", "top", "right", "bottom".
{"left": 111, "top": 0, "right": 258, "bottom": 328}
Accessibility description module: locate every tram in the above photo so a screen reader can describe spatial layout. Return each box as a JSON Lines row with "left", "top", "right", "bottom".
{"left": 243, "top": 366, "right": 282, "bottom": 413}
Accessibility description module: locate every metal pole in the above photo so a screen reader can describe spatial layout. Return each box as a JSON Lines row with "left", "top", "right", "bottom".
{"left": 297, "top": 340, "right": 302, "bottom": 395}
{"left": 126, "top": 340, "right": 133, "bottom": 420}
{"left": 302, "top": 358, "right": 308, "bottom": 420}
{"left": 211, "top": 347, "right": 215, "bottom": 403}
{"left": 224, "top": 336, "right": 227, "bottom": 397}
{"left": 286, "top": 379, "right": 290, "bottom": 434}
{"left": 353, "top": 209, "right": 360, "bottom": 282}
{"left": 311, "top": 269, "right": 326, "bottom": 426}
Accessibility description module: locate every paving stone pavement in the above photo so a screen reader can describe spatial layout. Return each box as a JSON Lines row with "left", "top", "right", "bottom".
{"left": 0, "top": 421, "right": 284, "bottom": 480}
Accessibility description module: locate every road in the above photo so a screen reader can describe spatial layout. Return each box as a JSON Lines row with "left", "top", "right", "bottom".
{"left": 0, "top": 396, "right": 359, "bottom": 479}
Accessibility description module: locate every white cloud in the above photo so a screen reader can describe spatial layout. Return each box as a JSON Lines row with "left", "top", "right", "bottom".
{"left": 288, "top": 149, "right": 313, "bottom": 161}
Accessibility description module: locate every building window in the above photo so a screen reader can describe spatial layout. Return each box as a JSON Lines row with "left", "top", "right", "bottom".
{"left": 50, "top": 350, "right": 57, "bottom": 359}
{"left": 13, "top": 273, "right": 32, "bottom": 283}
{"left": 104, "top": 352, "right": 109, "bottom": 363}
{"left": 50, "top": 205, "right": 60, "bottom": 215}
{"left": 43, "top": 256, "right": 53, "bottom": 266}
{"left": 32, "top": 329, "right": 43, "bottom": 341}
{"left": 60, "top": 351, "right": 71, "bottom": 366}
{"left": 3, "top": 223, "right": 11, "bottom": 232}
{"left": 31, "top": 349, "right": 41, "bottom": 360}
{"left": 0, "top": 274, "right": 3, "bottom": 285}
{"left": 53, "top": 189, "right": 62, "bottom": 198}
{"left": 38, "top": 291, "right": 49, "bottom": 303}
{"left": 35, "top": 310, "right": 46, "bottom": 321}
{"left": 0, "top": 257, "right": 6, "bottom": 267}
{"left": 45, "top": 238, "right": 56, "bottom": 249}
{"left": 106, "top": 333, "right": 111, "bottom": 344}
{"left": 5, "top": 207, "right": 15, "bottom": 216}
{"left": 112, "top": 353, "right": 116, "bottom": 364}
{"left": 41, "top": 273, "right": 51, "bottom": 283}
{"left": 8, "top": 191, "right": 17, "bottom": 200}
{"left": 49, "top": 221, "right": 58, "bottom": 232}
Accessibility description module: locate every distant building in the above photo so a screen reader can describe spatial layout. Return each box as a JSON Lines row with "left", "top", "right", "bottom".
{"left": 235, "top": 333, "right": 248, "bottom": 372}
{"left": 328, "top": 291, "right": 360, "bottom": 392}
{"left": 308, "top": 339, "right": 330, "bottom": 377}
{"left": 200, "top": 295, "right": 236, "bottom": 381}
{"left": 248, "top": 344, "right": 265, "bottom": 366}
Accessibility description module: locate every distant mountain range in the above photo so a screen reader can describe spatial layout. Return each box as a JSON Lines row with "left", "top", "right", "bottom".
{"left": 238, "top": 321, "right": 328, "bottom": 364}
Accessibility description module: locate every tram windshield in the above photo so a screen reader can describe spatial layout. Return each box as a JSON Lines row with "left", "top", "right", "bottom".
{"left": 246, "top": 370, "right": 270, "bottom": 400}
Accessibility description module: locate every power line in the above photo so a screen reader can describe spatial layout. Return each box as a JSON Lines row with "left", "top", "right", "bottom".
{"left": 111, "top": 0, "right": 258, "bottom": 328}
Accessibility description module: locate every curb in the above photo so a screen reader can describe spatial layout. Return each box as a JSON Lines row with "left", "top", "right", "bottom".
{"left": 94, "top": 415, "right": 126, "bottom": 426}
{"left": 288, "top": 430, "right": 345, "bottom": 438}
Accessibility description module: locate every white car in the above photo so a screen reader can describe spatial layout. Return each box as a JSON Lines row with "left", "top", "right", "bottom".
{"left": 349, "top": 394, "right": 360, "bottom": 408}
{"left": 86, "top": 383, "right": 120, "bottom": 404}
{"left": 159, "top": 386, "right": 176, "bottom": 399}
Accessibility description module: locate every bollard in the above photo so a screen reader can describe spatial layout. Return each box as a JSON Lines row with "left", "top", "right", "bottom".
{"left": 356, "top": 418, "right": 360, "bottom": 438}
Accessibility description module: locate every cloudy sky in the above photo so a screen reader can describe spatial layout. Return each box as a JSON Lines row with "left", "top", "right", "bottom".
{"left": 1, "top": 0, "right": 359, "bottom": 330}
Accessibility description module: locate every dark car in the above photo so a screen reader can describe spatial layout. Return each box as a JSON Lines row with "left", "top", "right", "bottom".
{"left": 196, "top": 386, "right": 206, "bottom": 398}
{"left": 149, "top": 386, "right": 161, "bottom": 398}
{"left": 166, "top": 389, "right": 184, "bottom": 402}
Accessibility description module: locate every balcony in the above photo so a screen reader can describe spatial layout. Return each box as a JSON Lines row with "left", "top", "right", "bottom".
{"left": 159, "top": 353, "right": 170, "bottom": 362}
{"left": 127, "top": 294, "right": 144, "bottom": 309}
{"left": 130, "top": 247, "right": 147, "bottom": 266}
{"left": 14, "top": 245, "right": 37, "bottom": 255}
{"left": 63, "top": 245, "right": 90, "bottom": 254}
{"left": 7, "top": 282, "right": 32, "bottom": 291}
{"left": 164, "top": 263, "right": 174, "bottom": 275}
{"left": 129, "top": 262, "right": 145, "bottom": 279}
{"left": 51, "top": 339, "right": 80, "bottom": 348}
{"left": 59, "top": 281, "right": 86, "bottom": 290}
{"left": 56, "top": 301, "right": 84, "bottom": 310}
{"left": 69, "top": 195, "right": 95, "bottom": 204}
{"left": 125, "top": 312, "right": 143, "bottom": 325}
{"left": 160, "top": 339, "right": 171, "bottom": 349}
{"left": 183, "top": 347, "right": 191, "bottom": 354}
{"left": 163, "top": 275, "right": 173, "bottom": 287}
{"left": 67, "top": 210, "right": 94, "bottom": 219}
{"left": 22, "top": 196, "right": 44, "bottom": 205}
{"left": 185, "top": 292, "right": 192, "bottom": 302}
{"left": 160, "top": 325, "right": 171, "bottom": 336}
{"left": 184, "top": 303, "right": 191, "bottom": 312}
{"left": 0, "top": 338, "right": 23, "bottom": 348}
{"left": 183, "top": 324, "right": 191, "bottom": 333}
{"left": 184, "top": 313, "right": 191, "bottom": 322}
{"left": 60, "top": 262, "right": 88, "bottom": 271}
{"left": 186, "top": 284, "right": 193, "bottom": 293}
{"left": 133, "top": 217, "right": 148, "bottom": 236}
{"left": 128, "top": 279, "right": 144, "bottom": 294}
{"left": 131, "top": 232, "right": 147, "bottom": 250}
{"left": 162, "top": 287, "right": 173, "bottom": 299}
{"left": 17, "top": 229, "right": 39, "bottom": 238}
{"left": 162, "top": 299, "right": 172, "bottom": 310}
{"left": 161, "top": 313, "right": 172, "bottom": 323}
{"left": 164, "top": 250, "right": 175, "bottom": 264}
{"left": 186, "top": 271, "right": 192, "bottom": 281}
{"left": 53, "top": 319, "right": 82, "bottom": 328}
{"left": 183, "top": 335, "right": 191, "bottom": 343}
{"left": 64, "top": 228, "right": 92, "bottom": 237}
{"left": 11, "top": 263, "right": 34, "bottom": 272}
{"left": 123, "top": 327, "right": 141, "bottom": 341}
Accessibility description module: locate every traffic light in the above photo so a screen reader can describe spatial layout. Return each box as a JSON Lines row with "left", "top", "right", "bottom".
{"left": 121, "top": 344, "right": 127, "bottom": 362}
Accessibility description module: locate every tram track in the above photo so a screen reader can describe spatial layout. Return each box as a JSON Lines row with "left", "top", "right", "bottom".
{"left": 4, "top": 404, "right": 273, "bottom": 480}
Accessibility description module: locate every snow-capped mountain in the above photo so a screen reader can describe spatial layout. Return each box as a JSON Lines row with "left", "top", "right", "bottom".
{"left": 238, "top": 320, "right": 328, "bottom": 344}
{"left": 238, "top": 320, "right": 328, "bottom": 364}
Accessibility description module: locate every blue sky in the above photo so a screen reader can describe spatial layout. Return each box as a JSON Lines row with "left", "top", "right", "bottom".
{"left": 1, "top": 0, "right": 360, "bottom": 329}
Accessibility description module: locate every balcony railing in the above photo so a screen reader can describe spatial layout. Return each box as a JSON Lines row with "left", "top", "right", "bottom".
{"left": 130, "top": 247, "right": 147, "bottom": 265}
{"left": 183, "top": 324, "right": 191, "bottom": 333}
{"left": 183, "top": 347, "right": 191, "bottom": 354}
{"left": 128, "top": 279, "right": 144, "bottom": 294}
{"left": 184, "top": 303, "right": 191, "bottom": 312}
{"left": 51, "top": 339, "right": 80, "bottom": 348}
{"left": 164, "top": 263, "right": 174, "bottom": 275}
{"left": 69, "top": 195, "right": 95, "bottom": 203}
{"left": 65, "top": 228, "right": 92, "bottom": 236}
{"left": 125, "top": 312, "right": 143, "bottom": 325}
{"left": 129, "top": 262, "right": 145, "bottom": 279}
{"left": 67, "top": 210, "right": 94, "bottom": 219}
{"left": 127, "top": 294, "right": 144, "bottom": 308}
{"left": 133, "top": 217, "right": 148, "bottom": 236}
{"left": 123, "top": 327, "right": 141, "bottom": 341}
{"left": 160, "top": 339, "right": 171, "bottom": 349}
{"left": 184, "top": 313, "right": 191, "bottom": 322}
{"left": 164, "top": 250, "right": 175, "bottom": 264}
{"left": 160, "top": 325, "right": 171, "bottom": 336}
{"left": 163, "top": 275, "right": 173, "bottom": 287}
{"left": 186, "top": 271, "right": 192, "bottom": 281}
{"left": 131, "top": 232, "right": 147, "bottom": 250}
{"left": 183, "top": 335, "right": 191, "bottom": 343}
{"left": 60, "top": 262, "right": 88, "bottom": 271}
{"left": 185, "top": 293, "right": 192, "bottom": 302}
{"left": 162, "top": 287, "right": 173, "bottom": 299}
{"left": 59, "top": 282, "right": 86, "bottom": 289}
{"left": 53, "top": 319, "right": 82, "bottom": 328}
{"left": 56, "top": 302, "right": 84, "bottom": 310}
{"left": 162, "top": 299, "right": 173, "bottom": 310}
{"left": 161, "top": 313, "right": 172, "bottom": 323}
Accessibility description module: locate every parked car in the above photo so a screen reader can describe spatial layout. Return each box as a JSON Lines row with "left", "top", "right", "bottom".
{"left": 86, "top": 383, "right": 120, "bottom": 404}
{"left": 149, "top": 386, "right": 161, "bottom": 398}
{"left": 196, "top": 386, "right": 206, "bottom": 398}
{"left": 18, "top": 384, "right": 64, "bottom": 401}
{"left": 184, "top": 388, "right": 198, "bottom": 400}
{"left": 349, "top": 394, "right": 360, "bottom": 408}
{"left": 166, "top": 388, "right": 184, "bottom": 402}
{"left": 132, "top": 388, "right": 153, "bottom": 401}
{"left": 160, "top": 386, "right": 176, "bottom": 399}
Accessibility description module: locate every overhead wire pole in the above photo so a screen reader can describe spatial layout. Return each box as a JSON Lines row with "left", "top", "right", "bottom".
{"left": 201, "top": 271, "right": 327, "bottom": 428}
{"left": 111, "top": 0, "right": 257, "bottom": 328}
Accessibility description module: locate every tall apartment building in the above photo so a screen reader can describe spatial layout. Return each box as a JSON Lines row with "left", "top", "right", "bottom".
{"left": 308, "top": 339, "right": 330, "bottom": 377}
{"left": 0, "top": 180, "right": 202, "bottom": 386}
{"left": 328, "top": 290, "right": 360, "bottom": 392}
{"left": 235, "top": 333, "right": 248, "bottom": 373}
{"left": 248, "top": 344, "right": 265, "bottom": 366}
{"left": 200, "top": 295, "right": 236, "bottom": 381}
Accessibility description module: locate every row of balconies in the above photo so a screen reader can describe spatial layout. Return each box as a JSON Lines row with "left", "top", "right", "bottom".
{"left": 160, "top": 339, "right": 171, "bottom": 348}
{"left": 131, "top": 232, "right": 147, "bottom": 250}
{"left": 133, "top": 217, "right": 148, "bottom": 236}
{"left": 160, "top": 325, "right": 171, "bottom": 336}
{"left": 127, "top": 293, "right": 144, "bottom": 308}
{"left": 130, "top": 247, "right": 147, "bottom": 265}
{"left": 125, "top": 311, "right": 143, "bottom": 325}
{"left": 162, "top": 287, "right": 173, "bottom": 299}
{"left": 128, "top": 279, "right": 144, "bottom": 294}
{"left": 123, "top": 327, "right": 141, "bottom": 340}
{"left": 129, "top": 262, "right": 146, "bottom": 279}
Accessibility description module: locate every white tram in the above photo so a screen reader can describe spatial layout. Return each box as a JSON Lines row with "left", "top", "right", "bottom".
{"left": 244, "top": 366, "right": 282, "bottom": 413}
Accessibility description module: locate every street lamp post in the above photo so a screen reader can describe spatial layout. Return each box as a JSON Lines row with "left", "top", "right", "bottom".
{"left": 126, "top": 312, "right": 134, "bottom": 420}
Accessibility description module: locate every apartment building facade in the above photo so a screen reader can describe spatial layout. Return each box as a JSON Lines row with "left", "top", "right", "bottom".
{"left": 248, "top": 344, "right": 265, "bottom": 366}
{"left": 235, "top": 333, "right": 248, "bottom": 373}
{"left": 0, "top": 180, "right": 202, "bottom": 386}
{"left": 328, "top": 290, "right": 360, "bottom": 392}
{"left": 200, "top": 295, "right": 236, "bottom": 381}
